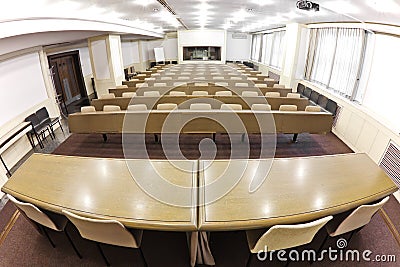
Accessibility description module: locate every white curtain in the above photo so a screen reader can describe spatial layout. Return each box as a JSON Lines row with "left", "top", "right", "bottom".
{"left": 262, "top": 33, "right": 273, "bottom": 65}
{"left": 251, "top": 34, "right": 262, "bottom": 62}
{"left": 305, "top": 27, "right": 366, "bottom": 100}
{"left": 270, "top": 31, "right": 285, "bottom": 69}
{"left": 329, "top": 28, "right": 365, "bottom": 98}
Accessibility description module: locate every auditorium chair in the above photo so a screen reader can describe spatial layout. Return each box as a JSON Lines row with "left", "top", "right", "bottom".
{"left": 192, "top": 91, "right": 209, "bottom": 96}
{"left": 242, "top": 91, "right": 259, "bottom": 97}
{"left": 279, "top": 105, "right": 297, "bottom": 111}
{"left": 220, "top": 104, "right": 242, "bottom": 110}
{"left": 103, "top": 105, "right": 121, "bottom": 112}
{"left": 246, "top": 216, "right": 332, "bottom": 267}
{"left": 122, "top": 92, "right": 136, "bottom": 98}
{"left": 143, "top": 91, "right": 160, "bottom": 97}
{"left": 265, "top": 92, "right": 280, "bottom": 97}
{"left": 215, "top": 91, "right": 233, "bottom": 96}
{"left": 169, "top": 91, "right": 186, "bottom": 96}
{"left": 98, "top": 93, "right": 115, "bottom": 99}
{"left": 127, "top": 104, "right": 147, "bottom": 111}
{"left": 305, "top": 105, "right": 321, "bottom": 112}
{"left": 116, "top": 85, "right": 128, "bottom": 89}
{"left": 286, "top": 93, "right": 301, "bottom": 98}
{"left": 81, "top": 106, "right": 96, "bottom": 113}
{"left": 36, "top": 107, "right": 63, "bottom": 138}
{"left": 273, "top": 84, "right": 285, "bottom": 88}
{"left": 62, "top": 210, "right": 146, "bottom": 267}
{"left": 7, "top": 195, "right": 81, "bottom": 258}
{"left": 251, "top": 104, "right": 271, "bottom": 111}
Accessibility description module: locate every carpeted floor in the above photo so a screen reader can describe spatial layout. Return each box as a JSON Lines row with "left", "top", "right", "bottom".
{"left": 52, "top": 132, "right": 353, "bottom": 159}
{"left": 1, "top": 132, "right": 399, "bottom": 266}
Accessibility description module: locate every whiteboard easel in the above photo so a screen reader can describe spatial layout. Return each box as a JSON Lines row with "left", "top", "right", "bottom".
{"left": 154, "top": 47, "right": 165, "bottom": 64}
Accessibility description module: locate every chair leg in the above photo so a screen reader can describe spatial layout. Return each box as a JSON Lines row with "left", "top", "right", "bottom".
{"left": 292, "top": 133, "right": 298, "bottom": 143}
{"left": 139, "top": 247, "right": 148, "bottom": 267}
{"left": 97, "top": 243, "right": 110, "bottom": 266}
{"left": 58, "top": 120, "right": 64, "bottom": 133}
{"left": 102, "top": 134, "right": 108, "bottom": 142}
{"left": 246, "top": 253, "right": 253, "bottom": 267}
{"left": 64, "top": 228, "right": 82, "bottom": 259}
{"left": 212, "top": 133, "right": 216, "bottom": 142}
{"left": 40, "top": 225, "right": 55, "bottom": 248}
{"left": 313, "top": 232, "right": 329, "bottom": 263}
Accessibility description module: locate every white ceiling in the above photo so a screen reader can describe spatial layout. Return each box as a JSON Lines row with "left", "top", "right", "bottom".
{"left": 2, "top": 0, "right": 400, "bottom": 35}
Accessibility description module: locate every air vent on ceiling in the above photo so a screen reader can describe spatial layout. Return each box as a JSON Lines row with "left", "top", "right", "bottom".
{"left": 232, "top": 33, "right": 248, "bottom": 39}
{"left": 166, "top": 32, "right": 178, "bottom": 38}
{"left": 380, "top": 141, "right": 400, "bottom": 188}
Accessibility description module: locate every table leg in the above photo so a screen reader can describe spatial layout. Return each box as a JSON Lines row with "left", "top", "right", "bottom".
{"left": 187, "top": 231, "right": 215, "bottom": 266}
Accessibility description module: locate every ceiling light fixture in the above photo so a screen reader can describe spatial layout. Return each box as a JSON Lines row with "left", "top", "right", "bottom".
{"left": 251, "top": 0, "right": 274, "bottom": 6}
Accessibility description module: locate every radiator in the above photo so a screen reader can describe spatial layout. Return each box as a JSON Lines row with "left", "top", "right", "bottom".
{"left": 380, "top": 141, "right": 400, "bottom": 188}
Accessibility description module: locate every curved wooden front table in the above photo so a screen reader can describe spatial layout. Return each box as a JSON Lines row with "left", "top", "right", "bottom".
{"left": 199, "top": 153, "right": 397, "bottom": 231}
{"left": 1, "top": 154, "right": 198, "bottom": 231}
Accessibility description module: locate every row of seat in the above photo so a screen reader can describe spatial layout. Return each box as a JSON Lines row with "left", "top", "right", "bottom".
{"left": 7, "top": 192, "right": 389, "bottom": 267}
{"left": 99, "top": 91, "right": 296, "bottom": 99}
{"left": 82, "top": 103, "right": 321, "bottom": 112}
{"left": 297, "top": 84, "right": 338, "bottom": 115}
{"left": 124, "top": 81, "right": 281, "bottom": 88}
{"left": 24, "top": 107, "right": 63, "bottom": 149}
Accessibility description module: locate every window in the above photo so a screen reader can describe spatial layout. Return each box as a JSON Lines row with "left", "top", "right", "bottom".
{"left": 304, "top": 28, "right": 367, "bottom": 101}
{"left": 253, "top": 30, "right": 285, "bottom": 69}
{"left": 251, "top": 34, "right": 262, "bottom": 62}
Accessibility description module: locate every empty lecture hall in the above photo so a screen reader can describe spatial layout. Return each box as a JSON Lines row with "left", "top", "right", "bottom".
{"left": 1, "top": 0, "right": 400, "bottom": 266}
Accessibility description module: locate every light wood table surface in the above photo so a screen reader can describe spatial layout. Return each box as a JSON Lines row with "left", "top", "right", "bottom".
{"left": 2, "top": 153, "right": 198, "bottom": 231}
{"left": 198, "top": 153, "right": 397, "bottom": 231}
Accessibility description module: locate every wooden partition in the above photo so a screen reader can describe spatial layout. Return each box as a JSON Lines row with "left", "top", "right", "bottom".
{"left": 91, "top": 95, "right": 310, "bottom": 111}
{"left": 109, "top": 86, "right": 292, "bottom": 97}
{"left": 68, "top": 110, "right": 333, "bottom": 135}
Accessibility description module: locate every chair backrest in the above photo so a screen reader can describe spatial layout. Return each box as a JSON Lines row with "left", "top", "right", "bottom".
{"left": 305, "top": 105, "right": 321, "bottom": 112}
{"left": 264, "top": 78, "right": 275, "bottom": 82}
{"left": 173, "top": 82, "right": 187, "bottom": 87}
{"left": 279, "top": 105, "right": 297, "bottom": 111}
{"left": 194, "top": 82, "right": 208, "bottom": 87}
{"left": 287, "top": 93, "right": 300, "bottom": 98}
{"left": 25, "top": 113, "right": 41, "bottom": 126}
{"left": 154, "top": 83, "right": 167, "bottom": 87}
{"left": 7, "top": 194, "right": 61, "bottom": 231}
{"left": 220, "top": 104, "right": 242, "bottom": 110}
{"left": 251, "top": 104, "right": 271, "bottom": 111}
{"left": 103, "top": 105, "right": 121, "bottom": 112}
{"left": 122, "top": 92, "right": 136, "bottom": 98}
{"left": 81, "top": 106, "right": 96, "bottom": 113}
{"left": 265, "top": 92, "right": 280, "bottom": 97}
{"left": 62, "top": 210, "right": 140, "bottom": 248}
{"left": 215, "top": 82, "right": 229, "bottom": 87}
{"left": 169, "top": 91, "right": 186, "bottom": 96}
{"left": 242, "top": 91, "right": 259, "bottom": 97}
{"left": 255, "top": 83, "right": 268, "bottom": 88}
{"left": 213, "top": 76, "right": 225, "bottom": 80}
{"left": 116, "top": 85, "right": 128, "bottom": 89}
{"left": 235, "top": 83, "right": 249, "bottom": 87}
{"left": 310, "top": 91, "right": 320, "bottom": 103}
{"left": 328, "top": 196, "right": 389, "bottom": 237}
{"left": 143, "top": 91, "right": 160, "bottom": 97}
{"left": 136, "top": 83, "right": 149, "bottom": 88}
{"left": 192, "top": 91, "right": 209, "bottom": 96}
{"left": 273, "top": 84, "right": 285, "bottom": 88}
{"left": 190, "top": 103, "right": 212, "bottom": 110}
{"left": 215, "top": 91, "right": 232, "bottom": 96}
{"left": 127, "top": 104, "right": 147, "bottom": 111}
{"left": 36, "top": 107, "right": 50, "bottom": 122}
{"left": 99, "top": 93, "right": 115, "bottom": 99}
{"left": 157, "top": 103, "right": 178, "bottom": 110}
{"left": 230, "top": 77, "right": 242, "bottom": 80}
{"left": 247, "top": 216, "right": 332, "bottom": 252}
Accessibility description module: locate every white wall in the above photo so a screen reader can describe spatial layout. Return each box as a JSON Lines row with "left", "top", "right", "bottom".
{"left": 0, "top": 49, "right": 58, "bottom": 194}
{"left": 178, "top": 30, "right": 227, "bottom": 64}
{"left": 145, "top": 37, "right": 178, "bottom": 62}
{"left": 226, "top": 32, "right": 251, "bottom": 62}
{"left": 121, "top": 41, "right": 140, "bottom": 67}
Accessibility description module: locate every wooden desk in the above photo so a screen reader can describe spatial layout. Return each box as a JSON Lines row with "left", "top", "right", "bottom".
{"left": 198, "top": 153, "right": 397, "bottom": 231}
{"left": 68, "top": 110, "right": 333, "bottom": 135}
{"left": 2, "top": 154, "right": 198, "bottom": 231}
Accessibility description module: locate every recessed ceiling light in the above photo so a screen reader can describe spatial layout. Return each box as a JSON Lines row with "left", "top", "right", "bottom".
{"left": 246, "top": 8, "right": 254, "bottom": 12}
{"left": 251, "top": 0, "right": 274, "bottom": 6}
{"left": 153, "top": 7, "right": 159, "bottom": 12}
{"left": 133, "top": 0, "right": 156, "bottom": 7}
